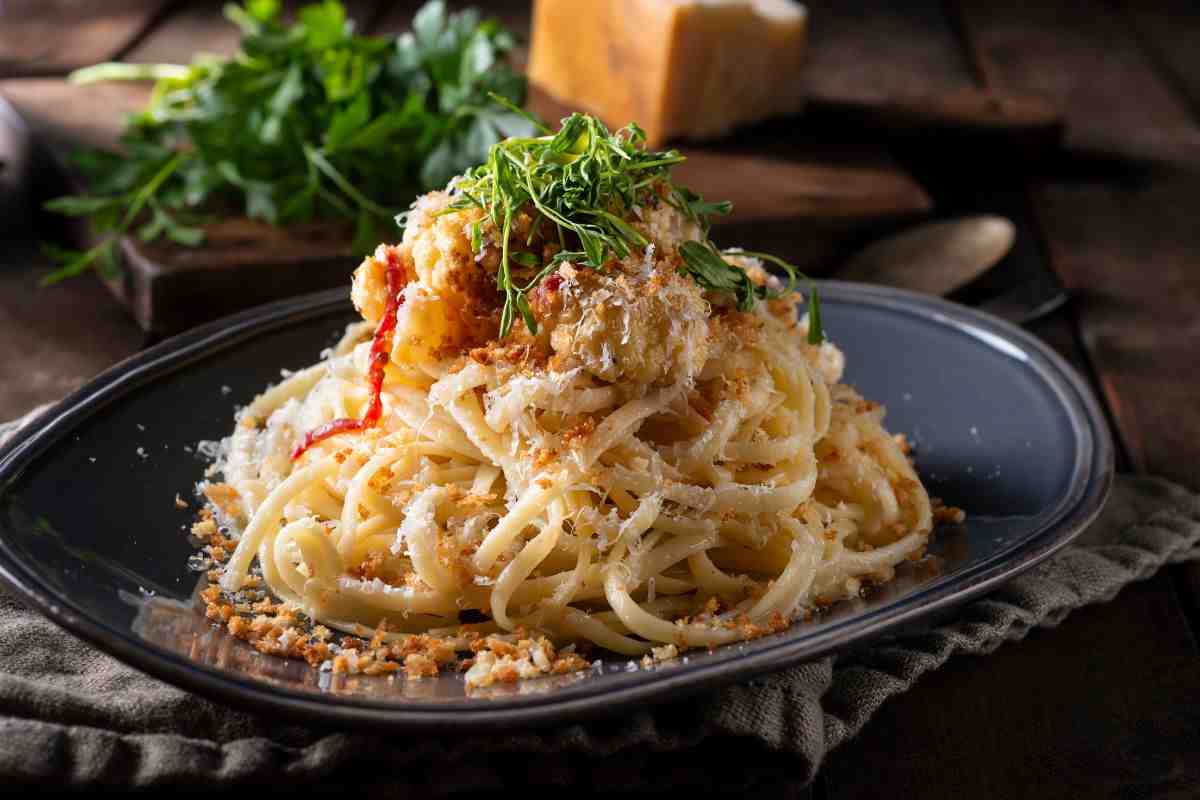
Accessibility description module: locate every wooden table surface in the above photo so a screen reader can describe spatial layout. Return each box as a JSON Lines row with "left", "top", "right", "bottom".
{"left": 2, "top": 1, "right": 1200, "bottom": 796}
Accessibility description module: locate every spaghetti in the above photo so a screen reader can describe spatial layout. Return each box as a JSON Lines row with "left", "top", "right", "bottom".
{"left": 194, "top": 118, "right": 938, "bottom": 686}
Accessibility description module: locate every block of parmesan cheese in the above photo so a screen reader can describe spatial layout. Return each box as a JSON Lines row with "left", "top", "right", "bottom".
{"left": 528, "top": 0, "right": 808, "bottom": 146}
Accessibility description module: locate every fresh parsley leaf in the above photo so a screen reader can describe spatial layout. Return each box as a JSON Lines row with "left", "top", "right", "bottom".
{"left": 459, "top": 30, "right": 496, "bottom": 85}
{"left": 299, "top": 0, "right": 348, "bottom": 50}
{"left": 324, "top": 91, "right": 371, "bottom": 151}
{"left": 411, "top": 0, "right": 447, "bottom": 51}
{"left": 44, "top": 0, "right": 531, "bottom": 281}
{"left": 420, "top": 139, "right": 460, "bottom": 189}
{"left": 244, "top": 0, "right": 280, "bottom": 25}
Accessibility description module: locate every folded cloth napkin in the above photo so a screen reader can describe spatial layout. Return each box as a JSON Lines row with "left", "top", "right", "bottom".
{"left": 1, "top": 407, "right": 1199, "bottom": 792}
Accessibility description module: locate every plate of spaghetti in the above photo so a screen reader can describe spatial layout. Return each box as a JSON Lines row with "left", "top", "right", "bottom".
{"left": 0, "top": 113, "right": 1111, "bottom": 729}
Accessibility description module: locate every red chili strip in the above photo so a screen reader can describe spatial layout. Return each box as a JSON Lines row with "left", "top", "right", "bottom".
{"left": 291, "top": 250, "right": 406, "bottom": 460}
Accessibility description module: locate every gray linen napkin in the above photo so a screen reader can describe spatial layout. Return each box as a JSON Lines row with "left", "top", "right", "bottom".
{"left": 1, "top": 408, "right": 1199, "bottom": 792}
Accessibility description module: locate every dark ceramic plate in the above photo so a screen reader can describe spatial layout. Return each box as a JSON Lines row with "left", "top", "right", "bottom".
{"left": 0, "top": 282, "right": 1112, "bottom": 731}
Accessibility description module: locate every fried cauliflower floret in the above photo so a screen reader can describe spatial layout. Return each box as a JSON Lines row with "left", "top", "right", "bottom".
{"left": 351, "top": 193, "right": 500, "bottom": 364}
{"left": 405, "top": 191, "right": 495, "bottom": 301}
{"left": 351, "top": 244, "right": 414, "bottom": 325}
{"left": 518, "top": 201, "right": 712, "bottom": 386}
{"left": 534, "top": 261, "right": 710, "bottom": 385}
{"left": 390, "top": 285, "right": 459, "bottom": 364}
{"left": 351, "top": 190, "right": 722, "bottom": 383}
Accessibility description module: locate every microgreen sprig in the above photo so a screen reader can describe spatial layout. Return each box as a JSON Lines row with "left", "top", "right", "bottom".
{"left": 424, "top": 106, "right": 824, "bottom": 342}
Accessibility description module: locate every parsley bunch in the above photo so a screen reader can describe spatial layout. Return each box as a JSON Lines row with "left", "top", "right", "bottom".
{"left": 441, "top": 106, "right": 824, "bottom": 343}
{"left": 42, "top": 0, "right": 534, "bottom": 285}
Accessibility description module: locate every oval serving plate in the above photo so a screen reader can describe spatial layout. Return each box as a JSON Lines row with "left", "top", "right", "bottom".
{"left": 0, "top": 282, "right": 1112, "bottom": 731}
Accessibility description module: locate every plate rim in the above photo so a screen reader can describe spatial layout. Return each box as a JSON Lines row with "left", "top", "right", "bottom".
{"left": 0, "top": 282, "right": 1114, "bottom": 731}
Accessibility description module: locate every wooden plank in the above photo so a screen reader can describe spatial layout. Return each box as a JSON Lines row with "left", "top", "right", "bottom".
{"left": 1026, "top": 175, "right": 1200, "bottom": 485}
{"left": 122, "top": 0, "right": 245, "bottom": 63}
{"left": 0, "top": 0, "right": 175, "bottom": 78}
{"left": 1031, "top": 170, "right": 1200, "bottom": 633}
{"left": 955, "top": 0, "right": 1200, "bottom": 481}
{"left": 809, "top": 9, "right": 1200, "bottom": 795}
{"left": 1113, "top": 0, "right": 1200, "bottom": 662}
{"left": 800, "top": 0, "right": 1057, "bottom": 139}
{"left": 825, "top": 575, "right": 1200, "bottom": 798}
{"left": 957, "top": 0, "right": 1200, "bottom": 166}
{"left": 125, "top": 0, "right": 386, "bottom": 64}
{"left": 0, "top": 238, "right": 143, "bottom": 419}
{"left": 0, "top": 78, "right": 149, "bottom": 152}
{"left": 803, "top": 0, "right": 973, "bottom": 103}
{"left": 957, "top": 0, "right": 1200, "bottom": 671}
{"left": 5, "top": 1, "right": 387, "bottom": 152}
{"left": 1117, "top": 0, "right": 1200, "bottom": 122}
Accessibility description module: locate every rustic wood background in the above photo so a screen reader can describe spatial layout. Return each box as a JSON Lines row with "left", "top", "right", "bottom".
{"left": 2, "top": 1, "right": 1200, "bottom": 796}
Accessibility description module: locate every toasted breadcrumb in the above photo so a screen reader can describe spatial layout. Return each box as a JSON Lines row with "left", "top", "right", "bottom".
{"left": 198, "top": 531, "right": 590, "bottom": 685}
{"left": 202, "top": 482, "right": 245, "bottom": 521}
{"left": 931, "top": 498, "right": 967, "bottom": 525}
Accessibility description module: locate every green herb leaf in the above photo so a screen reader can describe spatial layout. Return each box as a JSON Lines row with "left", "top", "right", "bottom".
{"left": 806, "top": 290, "right": 824, "bottom": 344}
{"left": 469, "top": 219, "right": 483, "bottom": 254}
{"left": 299, "top": 0, "right": 348, "bottom": 50}
{"left": 679, "top": 242, "right": 743, "bottom": 291}
{"left": 672, "top": 186, "right": 731, "bottom": 234}
{"left": 165, "top": 219, "right": 205, "bottom": 247}
{"left": 43, "top": 195, "right": 120, "bottom": 216}
{"left": 412, "top": 0, "right": 447, "bottom": 51}
{"left": 324, "top": 91, "right": 371, "bottom": 151}
{"left": 420, "top": 139, "right": 460, "bottom": 189}
{"left": 39, "top": 240, "right": 114, "bottom": 286}
{"left": 43, "top": 0, "right": 532, "bottom": 284}
{"left": 245, "top": 0, "right": 280, "bottom": 24}
{"left": 460, "top": 30, "right": 496, "bottom": 85}
{"left": 679, "top": 241, "right": 756, "bottom": 311}
{"left": 261, "top": 61, "right": 305, "bottom": 144}
{"left": 514, "top": 291, "right": 536, "bottom": 335}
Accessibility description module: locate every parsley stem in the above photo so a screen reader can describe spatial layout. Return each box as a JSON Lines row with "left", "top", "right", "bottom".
{"left": 68, "top": 62, "right": 190, "bottom": 85}
{"left": 303, "top": 145, "right": 394, "bottom": 218}
{"left": 120, "top": 152, "right": 186, "bottom": 229}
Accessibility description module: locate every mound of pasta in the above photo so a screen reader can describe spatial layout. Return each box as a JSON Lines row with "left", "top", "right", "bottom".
{"left": 193, "top": 114, "right": 937, "bottom": 686}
